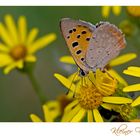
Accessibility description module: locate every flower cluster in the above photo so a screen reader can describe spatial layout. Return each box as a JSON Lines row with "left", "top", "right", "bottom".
{"left": 0, "top": 7, "right": 140, "bottom": 123}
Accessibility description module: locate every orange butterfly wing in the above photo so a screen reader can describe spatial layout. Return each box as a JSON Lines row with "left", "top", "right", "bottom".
{"left": 60, "top": 18, "right": 95, "bottom": 73}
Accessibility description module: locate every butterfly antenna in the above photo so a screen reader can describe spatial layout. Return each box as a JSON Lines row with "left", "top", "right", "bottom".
{"left": 66, "top": 71, "right": 79, "bottom": 95}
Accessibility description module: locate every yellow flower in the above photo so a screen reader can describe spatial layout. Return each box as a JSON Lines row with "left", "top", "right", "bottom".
{"left": 0, "top": 14, "right": 56, "bottom": 74}
{"left": 60, "top": 53, "right": 137, "bottom": 87}
{"left": 102, "top": 6, "right": 122, "bottom": 18}
{"left": 123, "top": 66, "right": 140, "bottom": 92}
{"left": 119, "top": 20, "right": 135, "bottom": 37}
{"left": 30, "top": 101, "right": 61, "bottom": 122}
{"left": 127, "top": 6, "right": 140, "bottom": 17}
{"left": 54, "top": 72, "right": 132, "bottom": 122}
{"left": 103, "top": 96, "right": 140, "bottom": 121}
{"left": 57, "top": 94, "right": 73, "bottom": 114}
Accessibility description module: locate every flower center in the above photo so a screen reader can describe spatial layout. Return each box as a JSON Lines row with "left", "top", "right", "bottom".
{"left": 75, "top": 85, "right": 103, "bottom": 110}
{"left": 120, "top": 104, "right": 137, "bottom": 121}
{"left": 10, "top": 45, "right": 27, "bottom": 60}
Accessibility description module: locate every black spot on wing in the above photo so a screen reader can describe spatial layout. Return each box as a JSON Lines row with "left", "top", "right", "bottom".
{"left": 69, "top": 30, "right": 73, "bottom": 33}
{"left": 72, "top": 42, "right": 79, "bottom": 47}
{"left": 86, "top": 38, "right": 90, "bottom": 41}
{"left": 76, "top": 50, "right": 82, "bottom": 54}
{"left": 73, "top": 28, "right": 76, "bottom": 32}
{"left": 83, "top": 26, "right": 87, "bottom": 28}
{"left": 77, "top": 35, "right": 80, "bottom": 38}
{"left": 82, "top": 31, "right": 86, "bottom": 34}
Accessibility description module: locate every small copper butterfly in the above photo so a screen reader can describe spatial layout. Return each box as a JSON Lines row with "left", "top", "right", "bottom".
{"left": 60, "top": 18, "right": 126, "bottom": 76}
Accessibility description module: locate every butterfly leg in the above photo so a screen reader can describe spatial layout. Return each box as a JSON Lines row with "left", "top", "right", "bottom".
{"left": 87, "top": 73, "right": 96, "bottom": 86}
{"left": 66, "top": 71, "right": 79, "bottom": 96}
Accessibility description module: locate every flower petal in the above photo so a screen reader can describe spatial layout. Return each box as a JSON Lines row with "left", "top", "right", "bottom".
{"left": 123, "top": 84, "right": 140, "bottom": 92}
{"left": 93, "top": 109, "right": 103, "bottom": 122}
{"left": 112, "top": 6, "right": 122, "bottom": 16}
{"left": 43, "top": 104, "right": 53, "bottom": 122}
{"left": 25, "top": 55, "right": 37, "bottom": 62}
{"left": 46, "top": 101, "right": 61, "bottom": 120}
{"left": 131, "top": 96, "right": 140, "bottom": 107}
{"left": 87, "top": 110, "right": 93, "bottom": 122}
{"left": 4, "top": 60, "right": 23, "bottom": 74}
{"left": 18, "top": 16, "right": 27, "bottom": 44}
{"left": 28, "top": 33, "right": 56, "bottom": 54}
{"left": 68, "top": 71, "right": 80, "bottom": 82}
{"left": 54, "top": 73, "right": 76, "bottom": 93}
{"left": 64, "top": 100, "right": 79, "bottom": 113}
{"left": 0, "top": 23, "right": 14, "bottom": 47}
{"left": 26, "top": 28, "right": 39, "bottom": 46}
{"left": 103, "top": 97, "right": 133, "bottom": 104}
{"left": 61, "top": 105, "right": 81, "bottom": 122}
{"left": 5, "top": 14, "right": 18, "bottom": 45}
{"left": 16, "top": 60, "right": 24, "bottom": 69}
{"left": 127, "top": 6, "right": 140, "bottom": 17}
{"left": 0, "top": 53, "right": 13, "bottom": 66}
{"left": 109, "top": 53, "right": 137, "bottom": 67}
{"left": 127, "top": 66, "right": 140, "bottom": 72}
{"left": 108, "top": 69, "right": 128, "bottom": 86}
{"left": 123, "top": 67, "right": 140, "bottom": 78}
{"left": 102, "top": 6, "right": 111, "bottom": 18}
{"left": 30, "top": 114, "right": 42, "bottom": 122}
{"left": 101, "top": 103, "right": 120, "bottom": 112}
{"left": 60, "top": 56, "right": 75, "bottom": 64}
{"left": 0, "top": 43, "right": 10, "bottom": 52}
{"left": 97, "top": 86, "right": 116, "bottom": 96}
{"left": 71, "top": 108, "right": 86, "bottom": 122}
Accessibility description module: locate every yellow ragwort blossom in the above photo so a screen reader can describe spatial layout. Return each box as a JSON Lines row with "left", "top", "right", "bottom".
{"left": 119, "top": 20, "right": 135, "bottom": 37}
{"left": 123, "top": 66, "right": 140, "bottom": 92}
{"left": 30, "top": 101, "right": 61, "bottom": 122}
{"left": 103, "top": 96, "right": 140, "bottom": 121}
{"left": 127, "top": 6, "right": 140, "bottom": 17}
{"left": 0, "top": 14, "right": 56, "bottom": 74}
{"left": 102, "top": 6, "right": 122, "bottom": 18}
{"left": 60, "top": 53, "right": 137, "bottom": 87}
{"left": 54, "top": 70, "right": 132, "bottom": 122}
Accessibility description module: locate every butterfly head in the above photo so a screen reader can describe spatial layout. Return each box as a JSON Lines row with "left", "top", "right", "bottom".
{"left": 79, "top": 69, "right": 89, "bottom": 77}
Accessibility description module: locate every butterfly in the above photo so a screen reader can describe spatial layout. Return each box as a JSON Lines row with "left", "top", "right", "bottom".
{"left": 60, "top": 18, "right": 126, "bottom": 76}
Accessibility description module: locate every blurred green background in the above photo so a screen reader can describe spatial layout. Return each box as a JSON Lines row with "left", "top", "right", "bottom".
{"left": 0, "top": 6, "right": 139, "bottom": 121}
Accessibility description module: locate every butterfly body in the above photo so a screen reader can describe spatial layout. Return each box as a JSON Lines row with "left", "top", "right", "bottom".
{"left": 60, "top": 18, "right": 126, "bottom": 76}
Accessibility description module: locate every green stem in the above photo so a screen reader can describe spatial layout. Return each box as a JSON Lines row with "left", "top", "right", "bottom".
{"left": 27, "top": 71, "right": 47, "bottom": 105}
